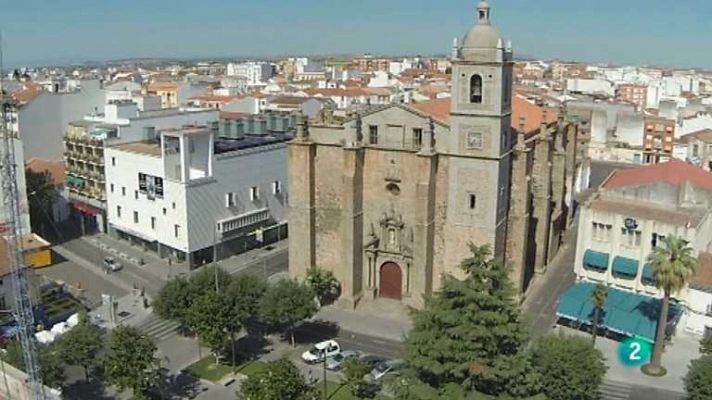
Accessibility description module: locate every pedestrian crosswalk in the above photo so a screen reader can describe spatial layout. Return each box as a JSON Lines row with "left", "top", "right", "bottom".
{"left": 600, "top": 380, "right": 632, "bottom": 400}
{"left": 135, "top": 314, "right": 181, "bottom": 343}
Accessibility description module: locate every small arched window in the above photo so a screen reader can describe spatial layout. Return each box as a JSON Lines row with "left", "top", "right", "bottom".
{"left": 470, "top": 74, "right": 483, "bottom": 103}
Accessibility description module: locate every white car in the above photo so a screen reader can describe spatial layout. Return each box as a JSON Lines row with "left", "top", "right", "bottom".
{"left": 301, "top": 339, "right": 340, "bottom": 364}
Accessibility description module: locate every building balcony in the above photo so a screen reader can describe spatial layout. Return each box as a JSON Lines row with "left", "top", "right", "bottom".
{"left": 217, "top": 208, "right": 270, "bottom": 238}
{"left": 68, "top": 191, "right": 105, "bottom": 210}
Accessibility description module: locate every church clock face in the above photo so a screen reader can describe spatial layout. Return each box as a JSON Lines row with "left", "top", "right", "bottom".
{"left": 467, "top": 131, "right": 483, "bottom": 149}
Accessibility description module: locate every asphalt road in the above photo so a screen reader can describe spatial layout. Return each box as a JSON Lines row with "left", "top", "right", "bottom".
{"left": 59, "top": 238, "right": 165, "bottom": 296}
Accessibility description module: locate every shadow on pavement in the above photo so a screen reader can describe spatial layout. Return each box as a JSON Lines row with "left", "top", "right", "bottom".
{"left": 293, "top": 320, "right": 341, "bottom": 344}
{"left": 61, "top": 377, "right": 114, "bottom": 400}
{"left": 156, "top": 370, "right": 207, "bottom": 400}
{"left": 231, "top": 333, "right": 271, "bottom": 362}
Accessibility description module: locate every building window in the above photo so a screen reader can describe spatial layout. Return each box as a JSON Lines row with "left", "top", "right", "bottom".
{"left": 134, "top": 190, "right": 138, "bottom": 199}
{"left": 162, "top": 207, "right": 167, "bottom": 215}
{"left": 469, "top": 194, "right": 477, "bottom": 210}
{"left": 111, "top": 157, "right": 116, "bottom": 166}
{"left": 470, "top": 74, "right": 483, "bottom": 103}
{"left": 592, "top": 222, "right": 612, "bottom": 242}
{"left": 467, "top": 132, "right": 483, "bottom": 149}
{"left": 621, "top": 228, "right": 642, "bottom": 247}
{"left": 226, "top": 192, "right": 236, "bottom": 208}
{"left": 272, "top": 181, "right": 282, "bottom": 195}
{"left": 652, "top": 233, "right": 666, "bottom": 248}
{"left": 172, "top": 202, "right": 176, "bottom": 209}
{"left": 122, "top": 187, "right": 126, "bottom": 196}
{"left": 116, "top": 206, "right": 121, "bottom": 218}
{"left": 110, "top": 184, "right": 114, "bottom": 193}
{"left": 413, "top": 128, "right": 423, "bottom": 148}
{"left": 368, "top": 125, "right": 378, "bottom": 145}
{"left": 250, "top": 186, "right": 260, "bottom": 201}
{"left": 174, "top": 224, "right": 180, "bottom": 238}
{"left": 133, "top": 211, "right": 139, "bottom": 224}
{"left": 693, "top": 144, "right": 699, "bottom": 157}
{"left": 151, "top": 217, "right": 156, "bottom": 230}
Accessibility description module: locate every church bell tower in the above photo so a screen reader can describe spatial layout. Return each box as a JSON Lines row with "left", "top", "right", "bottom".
{"left": 442, "top": 0, "right": 514, "bottom": 267}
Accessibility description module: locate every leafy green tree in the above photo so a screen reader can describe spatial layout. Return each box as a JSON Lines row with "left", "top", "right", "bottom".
{"left": 342, "top": 358, "right": 371, "bottom": 399}
{"left": 25, "top": 168, "right": 58, "bottom": 236}
{"left": 226, "top": 274, "right": 268, "bottom": 365}
{"left": 57, "top": 311, "right": 103, "bottom": 380}
{"left": 530, "top": 335, "right": 606, "bottom": 400}
{"left": 404, "top": 244, "right": 536, "bottom": 397}
{"left": 3, "top": 340, "right": 66, "bottom": 389}
{"left": 240, "top": 358, "right": 319, "bottom": 400}
{"left": 591, "top": 282, "right": 608, "bottom": 344}
{"left": 189, "top": 266, "right": 232, "bottom": 296}
{"left": 685, "top": 355, "right": 712, "bottom": 400}
{"left": 104, "top": 326, "right": 161, "bottom": 400}
{"left": 384, "top": 369, "right": 441, "bottom": 400}
{"left": 305, "top": 268, "right": 340, "bottom": 306}
{"left": 259, "top": 279, "right": 317, "bottom": 346}
{"left": 644, "top": 235, "right": 697, "bottom": 376}
{"left": 186, "top": 290, "right": 232, "bottom": 364}
{"left": 153, "top": 276, "right": 192, "bottom": 324}
{"left": 700, "top": 335, "right": 712, "bottom": 355}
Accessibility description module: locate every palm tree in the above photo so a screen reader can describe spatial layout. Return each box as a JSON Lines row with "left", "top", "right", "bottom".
{"left": 591, "top": 282, "right": 608, "bottom": 344}
{"left": 643, "top": 235, "right": 697, "bottom": 376}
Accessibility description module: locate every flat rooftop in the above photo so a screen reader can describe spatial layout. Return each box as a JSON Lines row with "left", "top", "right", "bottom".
{"left": 112, "top": 141, "right": 163, "bottom": 157}
{"left": 111, "top": 134, "right": 293, "bottom": 157}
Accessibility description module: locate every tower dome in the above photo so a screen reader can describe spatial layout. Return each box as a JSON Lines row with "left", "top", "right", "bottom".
{"left": 462, "top": 0, "right": 502, "bottom": 51}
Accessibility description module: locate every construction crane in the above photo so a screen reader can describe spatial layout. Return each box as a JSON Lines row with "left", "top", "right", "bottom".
{"left": 0, "top": 33, "right": 45, "bottom": 399}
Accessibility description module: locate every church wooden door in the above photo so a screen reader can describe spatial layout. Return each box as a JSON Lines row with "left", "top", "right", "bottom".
{"left": 379, "top": 262, "right": 402, "bottom": 300}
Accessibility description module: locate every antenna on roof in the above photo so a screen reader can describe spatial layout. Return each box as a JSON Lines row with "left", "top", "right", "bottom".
{"left": 0, "top": 30, "right": 4, "bottom": 95}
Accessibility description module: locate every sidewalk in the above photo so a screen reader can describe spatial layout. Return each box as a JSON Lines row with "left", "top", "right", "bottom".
{"left": 83, "top": 233, "right": 288, "bottom": 281}
{"left": 314, "top": 300, "right": 413, "bottom": 342}
{"left": 558, "top": 325, "right": 694, "bottom": 392}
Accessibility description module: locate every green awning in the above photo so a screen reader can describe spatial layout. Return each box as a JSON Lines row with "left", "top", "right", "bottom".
{"left": 556, "top": 281, "right": 682, "bottom": 343}
{"left": 642, "top": 264, "right": 656, "bottom": 285}
{"left": 583, "top": 250, "right": 609, "bottom": 271}
{"left": 612, "top": 257, "right": 639, "bottom": 279}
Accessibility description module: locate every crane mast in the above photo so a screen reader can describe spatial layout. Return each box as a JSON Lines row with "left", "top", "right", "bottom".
{"left": 1, "top": 96, "right": 45, "bottom": 398}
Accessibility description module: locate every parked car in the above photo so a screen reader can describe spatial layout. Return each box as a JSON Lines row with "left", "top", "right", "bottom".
{"left": 301, "top": 339, "right": 340, "bottom": 364}
{"left": 103, "top": 257, "right": 122, "bottom": 272}
{"left": 360, "top": 355, "right": 388, "bottom": 369}
{"left": 325, "top": 350, "right": 362, "bottom": 371}
{"left": 370, "top": 359, "right": 404, "bottom": 382}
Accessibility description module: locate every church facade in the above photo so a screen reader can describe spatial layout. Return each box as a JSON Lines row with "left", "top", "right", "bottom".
{"left": 288, "top": 1, "right": 588, "bottom": 309}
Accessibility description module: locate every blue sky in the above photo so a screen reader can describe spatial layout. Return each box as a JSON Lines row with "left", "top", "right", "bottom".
{"left": 1, "top": 0, "right": 710, "bottom": 68}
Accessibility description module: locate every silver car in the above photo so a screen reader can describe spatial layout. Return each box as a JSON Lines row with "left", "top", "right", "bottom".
{"left": 370, "top": 359, "right": 404, "bottom": 382}
{"left": 103, "top": 257, "right": 122, "bottom": 272}
{"left": 325, "top": 350, "right": 362, "bottom": 371}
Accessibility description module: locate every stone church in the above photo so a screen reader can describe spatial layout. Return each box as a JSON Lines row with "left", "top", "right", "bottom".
{"left": 288, "top": 1, "right": 587, "bottom": 309}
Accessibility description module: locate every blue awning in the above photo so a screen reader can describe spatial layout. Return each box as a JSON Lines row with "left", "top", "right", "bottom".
{"left": 612, "top": 257, "right": 639, "bottom": 279}
{"left": 642, "top": 264, "right": 656, "bottom": 285}
{"left": 583, "top": 250, "right": 609, "bottom": 271}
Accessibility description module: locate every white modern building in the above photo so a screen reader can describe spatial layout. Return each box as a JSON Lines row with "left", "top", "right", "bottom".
{"left": 104, "top": 124, "right": 289, "bottom": 268}
{"left": 226, "top": 62, "right": 273, "bottom": 86}
{"left": 65, "top": 98, "right": 219, "bottom": 233}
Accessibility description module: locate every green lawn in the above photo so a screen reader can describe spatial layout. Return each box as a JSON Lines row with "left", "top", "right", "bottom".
{"left": 185, "top": 356, "right": 268, "bottom": 382}
{"left": 184, "top": 356, "right": 234, "bottom": 382}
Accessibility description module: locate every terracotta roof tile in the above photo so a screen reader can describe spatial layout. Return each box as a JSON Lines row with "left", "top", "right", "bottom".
{"left": 408, "top": 94, "right": 558, "bottom": 133}
{"left": 590, "top": 198, "right": 704, "bottom": 227}
{"left": 603, "top": 159, "right": 712, "bottom": 192}
{"left": 679, "top": 129, "right": 712, "bottom": 144}
{"left": 26, "top": 158, "right": 65, "bottom": 187}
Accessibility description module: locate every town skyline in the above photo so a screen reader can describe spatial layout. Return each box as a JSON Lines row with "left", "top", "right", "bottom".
{"left": 2, "top": 0, "right": 711, "bottom": 69}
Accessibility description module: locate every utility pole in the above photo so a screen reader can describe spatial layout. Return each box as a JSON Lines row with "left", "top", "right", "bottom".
{"left": 1, "top": 68, "right": 45, "bottom": 399}
{"left": 213, "top": 228, "right": 219, "bottom": 294}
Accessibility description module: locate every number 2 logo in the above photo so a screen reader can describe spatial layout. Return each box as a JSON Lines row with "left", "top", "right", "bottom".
{"left": 629, "top": 342, "right": 641, "bottom": 361}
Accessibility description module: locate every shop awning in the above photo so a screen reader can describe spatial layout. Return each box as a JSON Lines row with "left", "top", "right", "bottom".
{"left": 583, "top": 250, "right": 609, "bottom": 271}
{"left": 642, "top": 264, "right": 656, "bottom": 285}
{"left": 556, "top": 281, "right": 682, "bottom": 343}
{"left": 612, "top": 257, "right": 639, "bottom": 278}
